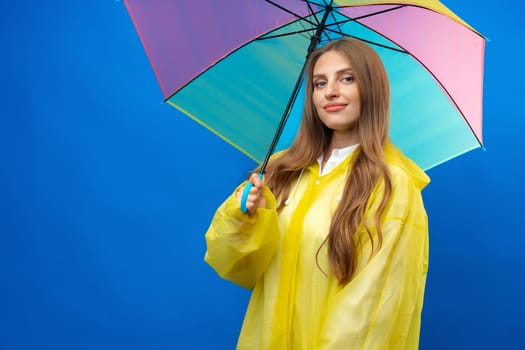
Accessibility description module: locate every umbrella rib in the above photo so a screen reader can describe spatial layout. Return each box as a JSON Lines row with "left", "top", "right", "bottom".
{"left": 262, "top": 0, "right": 319, "bottom": 27}
{"left": 324, "top": 7, "right": 345, "bottom": 41}
{"left": 290, "top": 0, "right": 320, "bottom": 39}
{"left": 304, "top": 0, "right": 321, "bottom": 25}
{"left": 296, "top": 1, "right": 320, "bottom": 41}
{"left": 340, "top": 4, "right": 407, "bottom": 21}
{"left": 301, "top": 0, "right": 328, "bottom": 8}
{"left": 322, "top": 27, "right": 407, "bottom": 53}
{"left": 317, "top": 5, "right": 408, "bottom": 53}
{"left": 325, "top": 5, "right": 407, "bottom": 29}
{"left": 258, "top": 2, "right": 336, "bottom": 41}
{"left": 258, "top": 27, "right": 318, "bottom": 41}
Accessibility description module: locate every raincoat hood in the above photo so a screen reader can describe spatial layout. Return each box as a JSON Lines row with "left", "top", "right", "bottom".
{"left": 384, "top": 140, "right": 431, "bottom": 191}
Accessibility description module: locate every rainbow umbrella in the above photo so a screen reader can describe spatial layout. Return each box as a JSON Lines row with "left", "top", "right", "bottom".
{"left": 123, "top": 0, "right": 485, "bottom": 171}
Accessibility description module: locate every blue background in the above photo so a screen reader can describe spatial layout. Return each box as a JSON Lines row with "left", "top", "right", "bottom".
{"left": 1, "top": 1, "right": 523, "bottom": 349}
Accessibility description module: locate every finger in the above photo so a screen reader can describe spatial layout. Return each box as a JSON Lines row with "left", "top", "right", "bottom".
{"left": 246, "top": 190, "right": 264, "bottom": 206}
{"left": 248, "top": 173, "right": 260, "bottom": 187}
{"left": 246, "top": 193, "right": 261, "bottom": 204}
{"left": 249, "top": 173, "right": 264, "bottom": 189}
{"left": 248, "top": 186, "right": 261, "bottom": 196}
{"left": 238, "top": 174, "right": 264, "bottom": 214}
{"left": 235, "top": 185, "right": 247, "bottom": 202}
{"left": 245, "top": 199, "right": 258, "bottom": 213}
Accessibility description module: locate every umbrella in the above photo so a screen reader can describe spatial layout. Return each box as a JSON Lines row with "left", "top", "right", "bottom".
{"left": 122, "top": 0, "right": 485, "bottom": 174}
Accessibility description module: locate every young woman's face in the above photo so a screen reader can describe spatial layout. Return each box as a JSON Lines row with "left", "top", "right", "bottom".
{"left": 312, "top": 50, "right": 362, "bottom": 143}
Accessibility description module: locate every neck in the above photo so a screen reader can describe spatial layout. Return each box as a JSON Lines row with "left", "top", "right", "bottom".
{"left": 328, "top": 130, "right": 359, "bottom": 152}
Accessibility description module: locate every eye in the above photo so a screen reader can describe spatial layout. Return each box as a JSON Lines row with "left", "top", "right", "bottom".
{"left": 342, "top": 75, "right": 355, "bottom": 83}
{"left": 314, "top": 80, "right": 327, "bottom": 88}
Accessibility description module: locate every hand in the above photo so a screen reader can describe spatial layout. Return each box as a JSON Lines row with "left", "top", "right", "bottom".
{"left": 236, "top": 173, "right": 266, "bottom": 214}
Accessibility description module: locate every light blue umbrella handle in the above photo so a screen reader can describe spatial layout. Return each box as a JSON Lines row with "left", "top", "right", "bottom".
{"left": 240, "top": 173, "right": 264, "bottom": 213}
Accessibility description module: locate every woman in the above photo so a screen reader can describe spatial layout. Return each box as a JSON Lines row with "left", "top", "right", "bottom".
{"left": 204, "top": 37, "right": 430, "bottom": 349}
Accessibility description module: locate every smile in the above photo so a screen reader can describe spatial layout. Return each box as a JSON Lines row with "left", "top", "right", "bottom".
{"left": 324, "top": 103, "right": 347, "bottom": 112}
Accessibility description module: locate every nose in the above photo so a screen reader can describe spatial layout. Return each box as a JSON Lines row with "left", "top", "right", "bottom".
{"left": 324, "top": 80, "right": 339, "bottom": 98}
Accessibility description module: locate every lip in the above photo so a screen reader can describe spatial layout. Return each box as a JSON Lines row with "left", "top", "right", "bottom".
{"left": 324, "top": 103, "right": 347, "bottom": 112}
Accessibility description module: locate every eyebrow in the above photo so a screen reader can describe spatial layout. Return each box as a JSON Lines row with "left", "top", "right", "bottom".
{"left": 313, "top": 67, "right": 354, "bottom": 79}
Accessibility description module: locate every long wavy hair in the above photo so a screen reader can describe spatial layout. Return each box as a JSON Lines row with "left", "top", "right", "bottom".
{"left": 262, "top": 37, "right": 392, "bottom": 286}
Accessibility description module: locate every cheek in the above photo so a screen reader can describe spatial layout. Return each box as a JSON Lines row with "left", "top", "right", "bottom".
{"left": 312, "top": 92, "right": 322, "bottom": 109}
{"left": 346, "top": 86, "right": 361, "bottom": 99}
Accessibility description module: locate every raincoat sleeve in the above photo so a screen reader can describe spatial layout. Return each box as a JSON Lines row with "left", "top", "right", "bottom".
{"left": 204, "top": 184, "right": 280, "bottom": 290}
{"left": 319, "top": 166, "right": 429, "bottom": 350}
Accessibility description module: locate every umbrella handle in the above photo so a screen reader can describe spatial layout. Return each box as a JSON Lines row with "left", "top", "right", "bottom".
{"left": 240, "top": 173, "right": 264, "bottom": 213}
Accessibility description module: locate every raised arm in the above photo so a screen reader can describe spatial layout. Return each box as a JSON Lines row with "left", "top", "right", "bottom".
{"left": 204, "top": 176, "right": 280, "bottom": 290}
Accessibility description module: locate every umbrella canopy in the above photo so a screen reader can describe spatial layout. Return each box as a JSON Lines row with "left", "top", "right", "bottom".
{"left": 123, "top": 0, "right": 485, "bottom": 171}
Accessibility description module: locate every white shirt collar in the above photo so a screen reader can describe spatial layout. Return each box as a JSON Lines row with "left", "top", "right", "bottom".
{"left": 317, "top": 144, "right": 359, "bottom": 176}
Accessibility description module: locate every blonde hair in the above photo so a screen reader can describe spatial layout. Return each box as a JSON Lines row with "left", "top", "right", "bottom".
{"left": 260, "top": 37, "right": 393, "bottom": 285}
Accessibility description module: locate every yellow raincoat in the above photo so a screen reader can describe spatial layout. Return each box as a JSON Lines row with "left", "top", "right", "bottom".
{"left": 205, "top": 142, "right": 430, "bottom": 349}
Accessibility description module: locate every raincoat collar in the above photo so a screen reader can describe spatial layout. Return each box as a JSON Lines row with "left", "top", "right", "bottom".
{"left": 303, "top": 140, "right": 430, "bottom": 190}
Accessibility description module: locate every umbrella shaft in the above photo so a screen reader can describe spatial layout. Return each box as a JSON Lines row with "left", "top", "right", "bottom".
{"left": 259, "top": 5, "right": 333, "bottom": 174}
